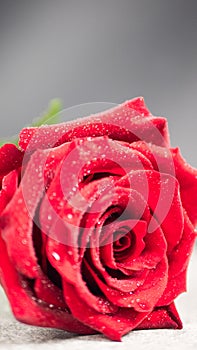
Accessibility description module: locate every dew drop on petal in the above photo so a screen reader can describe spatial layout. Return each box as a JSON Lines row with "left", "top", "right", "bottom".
{"left": 52, "top": 252, "right": 61, "bottom": 261}
{"left": 21, "top": 239, "right": 27, "bottom": 245}
{"left": 138, "top": 302, "right": 147, "bottom": 310}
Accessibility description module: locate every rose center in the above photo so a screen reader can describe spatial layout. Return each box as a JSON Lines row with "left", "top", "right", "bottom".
{"left": 113, "top": 229, "right": 135, "bottom": 259}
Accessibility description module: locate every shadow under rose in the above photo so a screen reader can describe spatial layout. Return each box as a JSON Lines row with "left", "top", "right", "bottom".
{"left": 0, "top": 320, "right": 79, "bottom": 344}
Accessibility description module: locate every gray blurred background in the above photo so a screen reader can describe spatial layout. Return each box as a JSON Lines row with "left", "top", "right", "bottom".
{"left": 0, "top": 0, "right": 197, "bottom": 166}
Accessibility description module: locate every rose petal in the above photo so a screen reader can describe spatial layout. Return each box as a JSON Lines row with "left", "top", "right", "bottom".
{"left": 0, "top": 234, "right": 95, "bottom": 335}
{"left": 157, "top": 211, "right": 196, "bottom": 306}
{"left": 84, "top": 257, "right": 168, "bottom": 311}
{"left": 34, "top": 274, "right": 67, "bottom": 310}
{"left": 171, "top": 148, "right": 197, "bottom": 226}
{"left": 88, "top": 188, "right": 152, "bottom": 291}
{"left": 130, "top": 141, "right": 175, "bottom": 175}
{"left": 168, "top": 212, "right": 196, "bottom": 278}
{"left": 126, "top": 97, "right": 152, "bottom": 116}
{"left": 19, "top": 97, "right": 169, "bottom": 151}
{"left": 0, "top": 170, "right": 18, "bottom": 213}
{"left": 44, "top": 186, "right": 148, "bottom": 313}
{"left": 46, "top": 237, "right": 118, "bottom": 315}
{"left": 0, "top": 150, "right": 47, "bottom": 278}
{"left": 136, "top": 303, "right": 182, "bottom": 329}
{"left": 0, "top": 144, "right": 23, "bottom": 180}
{"left": 117, "top": 170, "right": 184, "bottom": 253}
{"left": 62, "top": 280, "right": 149, "bottom": 341}
{"left": 100, "top": 220, "right": 146, "bottom": 269}
{"left": 130, "top": 143, "right": 197, "bottom": 227}
{"left": 117, "top": 218, "right": 167, "bottom": 270}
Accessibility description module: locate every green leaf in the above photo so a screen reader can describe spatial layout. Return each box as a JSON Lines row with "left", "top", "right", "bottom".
{"left": 0, "top": 99, "right": 62, "bottom": 147}
{"left": 32, "top": 98, "right": 62, "bottom": 127}
{"left": 0, "top": 136, "right": 18, "bottom": 147}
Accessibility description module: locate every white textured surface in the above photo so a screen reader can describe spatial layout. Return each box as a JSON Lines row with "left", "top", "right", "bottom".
{"left": 0, "top": 253, "right": 197, "bottom": 350}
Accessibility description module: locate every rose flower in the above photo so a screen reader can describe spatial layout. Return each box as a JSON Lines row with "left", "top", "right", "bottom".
{"left": 0, "top": 97, "right": 196, "bottom": 341}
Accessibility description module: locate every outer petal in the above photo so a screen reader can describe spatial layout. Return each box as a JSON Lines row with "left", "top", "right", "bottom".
{"left": 157, "top": 211, "right": 196, "bottom": 306}
{"left": 34, "top": 274, "right": 67, "bottom": 310}
{"left": 19, "top": 97, "right": 170, "bottom": 151}
{"left": 62, "top": 280, "right": 149, "bottom": 341}
{"left": 131, "top": 142, "right": 197, "bottom": 227}
{"left": 130, "top": 141, "right": 175, "bottom": 175}
{"left": 0, "top": 170, "right": 18, "bottom": 214}
{"left": 0, "top": 169, "right": 19, "bottom": 285}
{"left": 171, "top": 148, "right": 197, "bottom": 226}
{"left": 0, "top": 144, "right": 23, "bottom": 180}
{"left": 0, "top": 150, "right": 47, "bottom": 278}
{"left": 0, "top": 233, "right": 95, "bottom": 335}
{"left": 136, "top": 303, "right": 182, "bottom": 330}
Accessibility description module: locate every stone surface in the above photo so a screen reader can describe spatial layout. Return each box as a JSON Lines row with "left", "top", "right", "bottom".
{"left": 0, "top": 253, "right": 197, "bottom": 350}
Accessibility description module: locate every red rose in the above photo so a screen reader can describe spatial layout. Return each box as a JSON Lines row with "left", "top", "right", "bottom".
{"left": 0, "top": 97, "right": 196, "bottom": 341}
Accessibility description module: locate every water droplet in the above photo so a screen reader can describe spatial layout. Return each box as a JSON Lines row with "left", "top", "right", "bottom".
{"left": 67, "top": 213, "right": 73, "bottom": 220}
{"left": 52, "top": 252, "right": 60, "bottom": 261}
{"left": 41, "top": 279, "right": 47, "bottom": 284}
{"left": 48, "top": 214, "right": 52, "bottom": 221}
{"left": 138, "top": 302, "right": 147, "bottom": 310}
{"left": 21, "top": 281, "right": 28, "bottom": 288}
